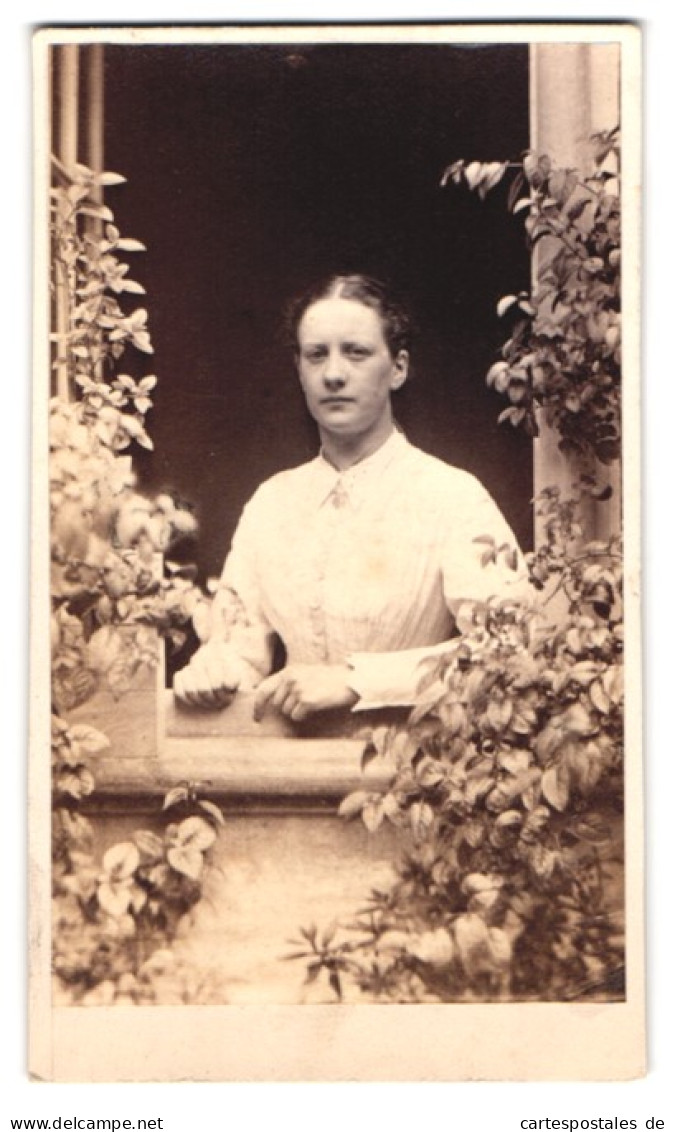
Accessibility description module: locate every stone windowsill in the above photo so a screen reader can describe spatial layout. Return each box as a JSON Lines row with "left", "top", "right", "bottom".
{"left": 74, "top": 681, "right": 400, "bottom": 807}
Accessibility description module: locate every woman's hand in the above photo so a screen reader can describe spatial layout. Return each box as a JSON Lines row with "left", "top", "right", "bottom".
{"left": 253, "top": 663, "right": 359, "bottom": 722}
{"left": 173, "top": 640, "right": 246, "bottom": 709}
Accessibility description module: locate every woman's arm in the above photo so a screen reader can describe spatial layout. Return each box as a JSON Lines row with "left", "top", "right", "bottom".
{"left": 344, "top": 484, "right": 530, "bottom": 711}
{"left": 173, "top": 498, "right": 276, "bottom": 708}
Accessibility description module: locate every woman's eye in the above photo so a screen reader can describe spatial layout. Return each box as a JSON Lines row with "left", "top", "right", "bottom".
{"left": 303, "top": 350, "right": 325, "bottom": 363}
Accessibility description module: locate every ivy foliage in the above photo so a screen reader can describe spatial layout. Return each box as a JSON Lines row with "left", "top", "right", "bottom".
{"left": 443, "top": 129, "right": 621, "bottom": 466}
{"left": 291, "top": 134, "right": 625, "bottom": 1004}
{"left": 52, "top": 768, "right": 227, "bottom": 1006}
{"left": 291, "top": 490, "right": 624, "bottom": 1003}
{"left": 49, "top": 161, "right": 225, "bottom": 1005}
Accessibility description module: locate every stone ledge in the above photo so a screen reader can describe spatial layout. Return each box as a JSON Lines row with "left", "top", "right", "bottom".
{"left": 76, "top": 688, "right": 400, "bottom": 804}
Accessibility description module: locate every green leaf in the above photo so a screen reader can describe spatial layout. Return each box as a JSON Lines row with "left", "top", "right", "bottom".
{"left": 133, "top": 830, "right": 165, "bottom": 861}
{"left": 362, "top": 800, "right": 384, "bottom": 833}
{"left": 121, "top": 280, "right": 146, "bottom": 295}
{"left": 487, "top": 926, "right": 512, "bottom": 969}
{"left": 172, "top": 815, "right": 216, "bottom": 853}
{"left": 548, "top": 169, "right": 567, "bottom": 200}
{"left": 415, "top": 756, "right": 445, "bottom": 788}
{"left": 528, "top": 843, "right": 559, "bottom": 880}
{"left": 409, "top": 800, "right": 434, "bottom": 840}
{"left": 462, "top": 872, "right": 503, "bottom": 896}
{"left": 567, "top": 196, "right": 593, "bottom": 223}
{"left": 68, "top": 723, "right": 110, "bottom": 754}
{"left": 562, "top": 702, "right": 597, "bottom": 738}
{"left": 79, "top": 203, "right": 115, "bottom": 223}
{"left": 407, "top": 928, "right": 455, "bottom": 969}
{"left": 97, "top": 881, "right": 133, "bottom": 918}
{"left": 357, "top": 738, "right": 380, "bottom": 774}
{"left": 369, "top": 725, "right": 392, "bottom": 757}
{"left": 487, "top": 361, "right": 511, "bottom": 394}
{"left": 507, "top": 169, "right": 526, "bottom": 211}
{"left": 519, "top": 805, "right": 551, "bottom": 843}
{"left": 304, "top": 962, "right": 322, "bottom": 985}
{"left": 453, "top": 913, "right": 490, "bottom": 974}
{"left": 573, "top": 815, "right": 612, "bottom": 844}
{"left": 463, "top": 820, "right": 485, "bottom": 848}
{"left": 487, "top": 698, "right": 513, "bottom": 731}
{"left": 337, "top": 790, "right": 370, "bottom": 820}
{"left": 115, "top": 237, "right": 146, "bottom": 252}
{"left": 440, "top": 159, "right": 465, "bottom": 187}
{"left": 166, "top": 846, "right": 204, "bottom": 881}
{"left": 162, "top": 784, "right": 189, "bottom": 811}
{"left": 464, "top": 161, "right": 483, "bottom": 190}
{"left": 498, "top": 406, "right": 526, "bottom": 427}
{"left": 541, "top": 764, "right": 570, "bottom": 811}
{"left": 87, "top": 625, "right": 124, "bottom": 675}
{"left": 381, "top": 792, "right": 402, "bottom": 823}
{"left": 328, "top": 969, "right": 343, "bottom": 1000}
{"left": 522, "top": 153, "right": 539, "bottom": 181}
{"left": 439, "top": 701, "right": 466, "bottom": 737}
{"left": 494, "top": 809, "right": 522, "bottom": 828}
{"left": 465, "top": 774, "right": 494, "bottom": 806}
{"left": 484, "top": 161, "right": 508, "bottom": 191}
{"left": 498, "top": 749, "right": 530, "bottom": 776}
{"left": 570, "top": 660, "right": 602, "bottom": 686}
{"left": 102, "top": 841, "right": 140, "bottom": 880}
{"left": 601, "top": 665, "right": 624, "bottom": 704}
{"left": 198, "top": 799, "right": 226, "bottom": 828}
{"left": 97, "top": 170, "right": 127, "bottom": 186}
{"left": 377, "top": 930, "right": 411, "bottom": 951}
{"left": 497, "top": 294, "right": 519, "bottom": 318}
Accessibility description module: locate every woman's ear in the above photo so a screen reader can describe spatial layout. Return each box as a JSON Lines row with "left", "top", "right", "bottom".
{"left": 390, "top": 350, "right": 409, "bottom": 391}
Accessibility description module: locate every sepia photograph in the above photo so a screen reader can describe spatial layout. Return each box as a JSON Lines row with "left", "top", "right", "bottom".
{"left": 31, "top": 22, "right": 643, "bottom": 1081}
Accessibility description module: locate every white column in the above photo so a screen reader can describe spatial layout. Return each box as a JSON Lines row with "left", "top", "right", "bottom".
{"left": 529, "top": 43, "right": 621, "bottom": 542}
{"left": 53, "top": 46, "right": 106, "bottom": 399}
{"left": 57, "top": 43, "right": 79, "bottom": 170}
{"left": 86, "top": 45, "right": 105, "bottom": 196}
{"left": 54, "top": 46, "right": 80, "bottom": 401}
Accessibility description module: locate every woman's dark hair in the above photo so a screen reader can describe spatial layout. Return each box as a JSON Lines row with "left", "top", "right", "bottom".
{"left": 285, "top": 273, "right": 414, "bottom": 358}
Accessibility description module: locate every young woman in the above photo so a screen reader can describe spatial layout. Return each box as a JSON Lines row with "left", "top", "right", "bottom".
{"left": 173, "top": 274, "right": 527, "bottom": 720}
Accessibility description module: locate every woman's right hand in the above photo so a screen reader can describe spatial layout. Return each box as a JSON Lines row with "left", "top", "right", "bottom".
{"left": 173, "top": 640, "right": 245, "bottom": 709}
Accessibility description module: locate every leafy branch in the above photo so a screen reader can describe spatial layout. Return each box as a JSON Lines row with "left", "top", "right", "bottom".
{"left": 50, "top": 160, "right": 227, "bottom": 1005}
{"left": 442, "top": 128, "right": 622, "bottom": 467}
{"left": 292, "top": 488, "right": 624, "bottom": 1003}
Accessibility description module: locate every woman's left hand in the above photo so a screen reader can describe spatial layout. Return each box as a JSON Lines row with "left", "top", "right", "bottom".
{"left": 253, "top": 663, "right": 358, "bottom": 722}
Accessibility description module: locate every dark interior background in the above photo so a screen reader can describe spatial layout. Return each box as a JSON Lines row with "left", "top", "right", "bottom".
{"left": 100, "top": 42, "right": 532, "bottom": 635}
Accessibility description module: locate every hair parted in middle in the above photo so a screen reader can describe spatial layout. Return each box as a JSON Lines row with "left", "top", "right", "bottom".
{"left": 285, "top": 273, "right": 415, "bottom": 359}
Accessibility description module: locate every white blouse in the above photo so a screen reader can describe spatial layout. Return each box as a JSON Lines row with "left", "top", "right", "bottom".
{"left": 210, "top": 430, "right": 528, "bottom": 709}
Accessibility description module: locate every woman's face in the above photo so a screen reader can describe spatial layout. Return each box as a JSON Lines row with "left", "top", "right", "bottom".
{"left": 296, "top": 297, "right": 408, "bottom": 444}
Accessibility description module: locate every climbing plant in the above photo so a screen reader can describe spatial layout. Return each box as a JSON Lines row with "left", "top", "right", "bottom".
{"left": 49, "top": 160, "right": 225, "bottom": 1005}
{"left": 442, "top": 128, "right": 621, "bottom": 467}
{"left": 288, "top": 134, "right": 625, "bottom": 1004}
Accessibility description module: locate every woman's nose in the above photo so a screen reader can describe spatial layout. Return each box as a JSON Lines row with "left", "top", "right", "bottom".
{"left": 323, "top": 372, "right": 346, "bottom": 391}
{"left": 323, "top": 354, "right": 347, "bottom": 389}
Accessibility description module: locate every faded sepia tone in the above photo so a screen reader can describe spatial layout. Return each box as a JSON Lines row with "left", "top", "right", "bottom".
{"left": 32, "top": 24, "right": 643, "bottom": 1081}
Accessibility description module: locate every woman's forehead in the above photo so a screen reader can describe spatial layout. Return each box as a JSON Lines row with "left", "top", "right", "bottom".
{"left": 298, "top": 297, "right": 385, "bottom": 342}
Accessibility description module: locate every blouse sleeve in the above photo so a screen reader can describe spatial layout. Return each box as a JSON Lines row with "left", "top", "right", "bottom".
{"left": 439, "top": 479, "right": 529, "bottom": 627}
{"left": 346, "top": 480, "right": 529, "bottom": 710}
{"left": 200, "top": 499, "right": 276, "bottom": 691}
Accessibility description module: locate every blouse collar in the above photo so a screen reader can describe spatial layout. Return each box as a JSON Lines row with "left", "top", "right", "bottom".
{"left": 310, "top": 428, "right": 409, "bottom": 510}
